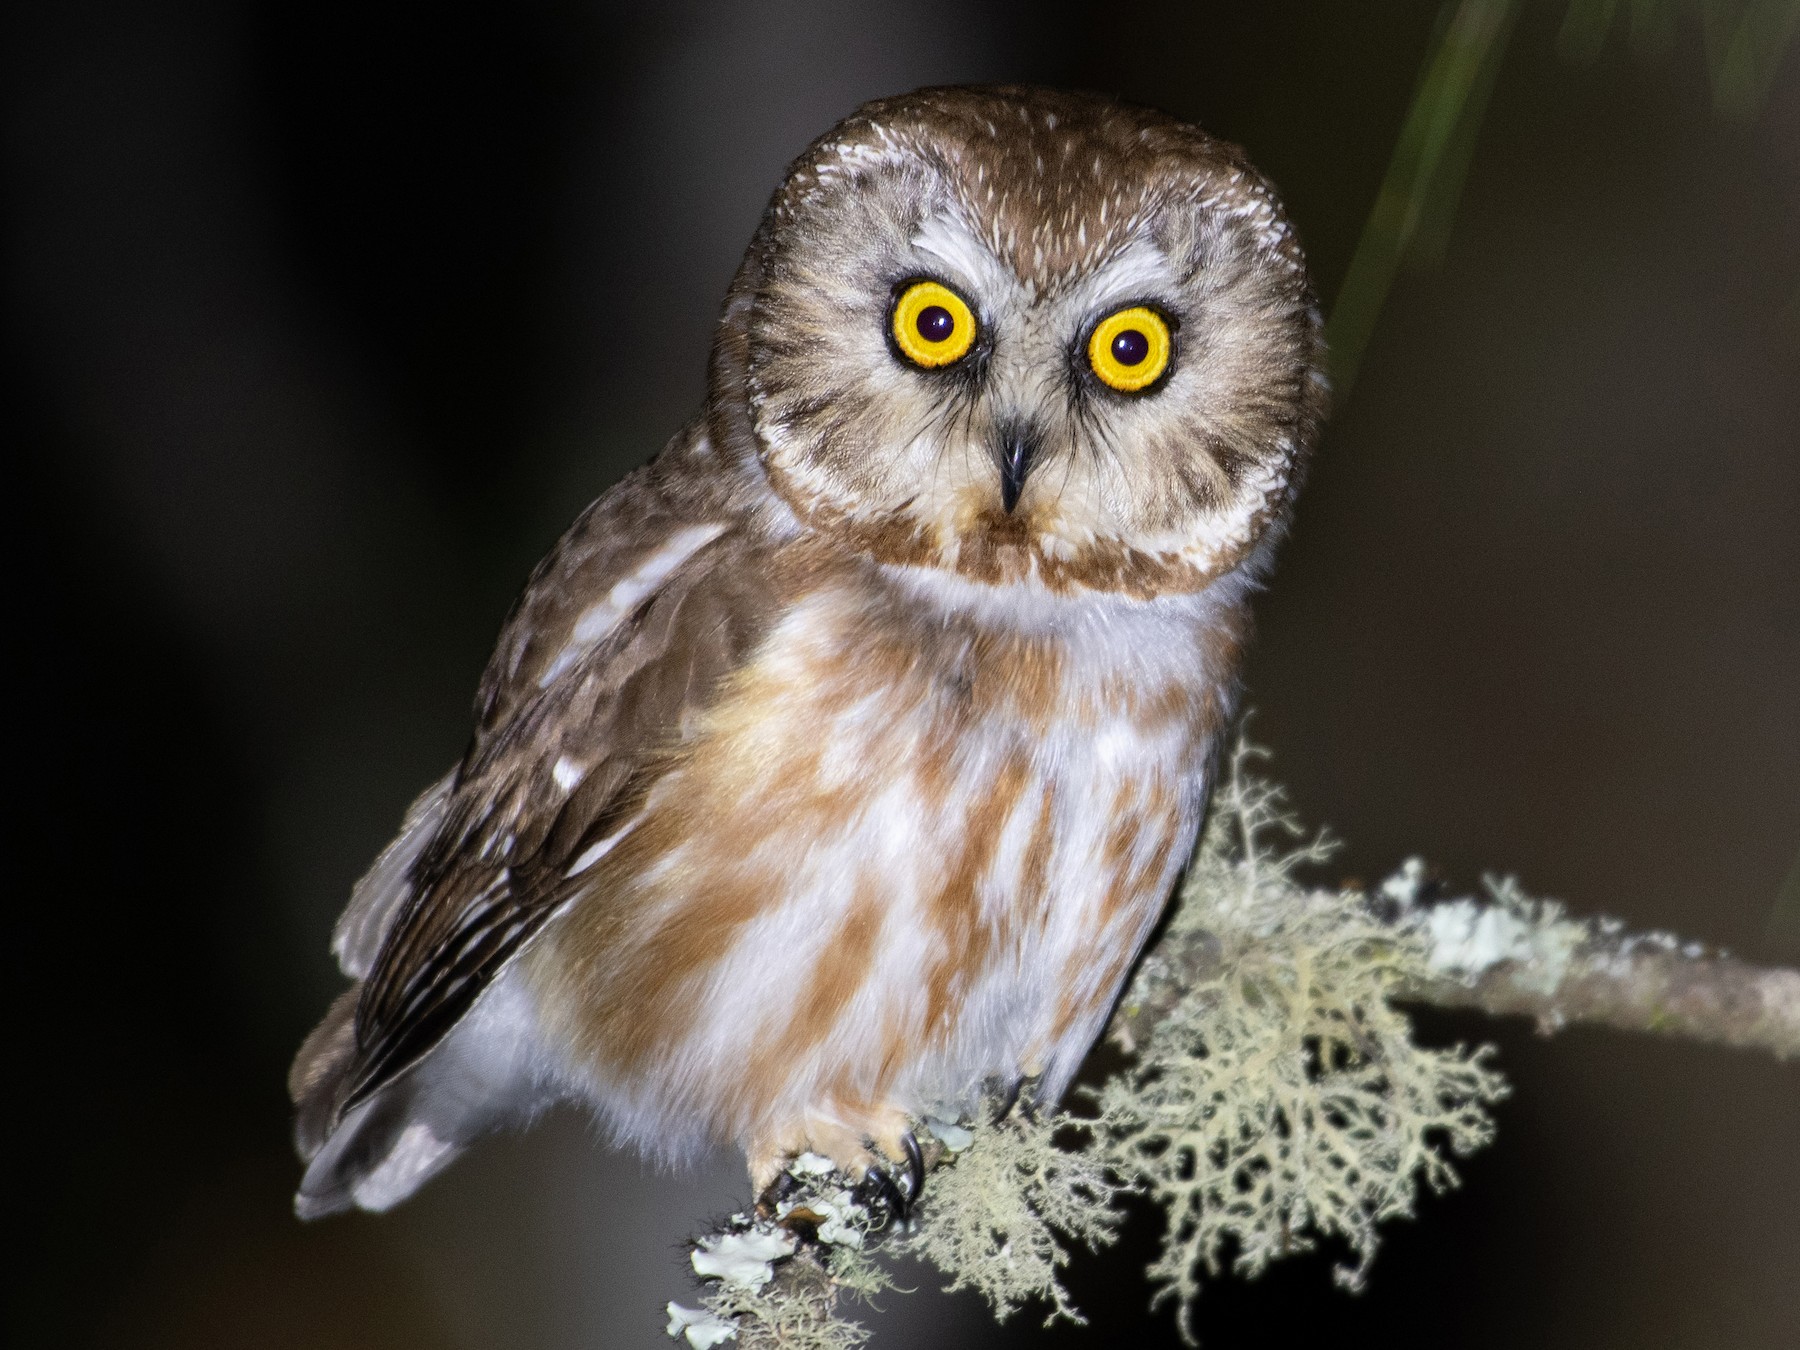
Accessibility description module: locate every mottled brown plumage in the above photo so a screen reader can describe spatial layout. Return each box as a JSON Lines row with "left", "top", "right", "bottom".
{"left": 290, "top": 85, "right": 1325, "bottom": 1217}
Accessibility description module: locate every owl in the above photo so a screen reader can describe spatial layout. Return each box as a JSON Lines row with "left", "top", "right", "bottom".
{"left": 289, "top": 85, "right": 1326, "bottom": 1219}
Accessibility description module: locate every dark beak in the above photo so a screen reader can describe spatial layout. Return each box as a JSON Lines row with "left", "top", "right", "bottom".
{"left": 996, "top": 423, "right": 1042, "bottom": 514}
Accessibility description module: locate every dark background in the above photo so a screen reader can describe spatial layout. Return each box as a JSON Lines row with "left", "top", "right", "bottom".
{"left": 7, "top": 2, "right": 1797, "bottom": 1347}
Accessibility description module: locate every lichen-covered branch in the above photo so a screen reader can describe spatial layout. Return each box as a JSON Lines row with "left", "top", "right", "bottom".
{"left": 1410, "top": 947, "right": 1800, "bottom": 1054}
{"left": 670, "top": 744, "right": 1800, "bottom": 1346}
{"left": 1112, "top": 857, "right": 1800, "bottom": 1062}
{"left": 667, "top": 1155, "right": 897, "bottom": 1350}
{"left": 1396, "top": 878, "right": 1800, "bottom": 1057}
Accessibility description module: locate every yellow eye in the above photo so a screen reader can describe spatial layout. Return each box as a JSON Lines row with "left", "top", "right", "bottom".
{"left": 1087, "top": 306, "right": 1173, "bottom": 392}
{"left": 890, "top": 279, "right": 977, "bottom": 368}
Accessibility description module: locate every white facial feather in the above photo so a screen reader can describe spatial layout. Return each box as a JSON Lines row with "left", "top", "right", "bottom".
{"left": 910, "top": 210, "right": 1027, "bottom": 303}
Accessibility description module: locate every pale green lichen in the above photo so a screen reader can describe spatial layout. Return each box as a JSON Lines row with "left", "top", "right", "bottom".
{"left": 674, "top": 1170, "right": 896, "bottom": 1350}
{"left": 1416, "top": 867, "right": 1589, "bottom": 996}
{"left": 910, "top": 1106, "right": 1130, "bottom": 1325}
{"left": 1096, "top": 747, "right": 1508, "bottom": 1339}
{"left": 692, "top": 1230, "right": 798, "bottom": 1287}
{"left": 667, "top": 1302, "right": 738, "bottom": 1350}
{"left": 685, "top": 1248, "right": 890, "bottom": 1350}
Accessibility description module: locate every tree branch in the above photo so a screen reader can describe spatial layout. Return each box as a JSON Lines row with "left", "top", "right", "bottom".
{"left": 1110, "top": 866, "right": 1800, "bottom": 1061}
{"left": 1399, "top": 921, "right": 1800, "bottom": 1058}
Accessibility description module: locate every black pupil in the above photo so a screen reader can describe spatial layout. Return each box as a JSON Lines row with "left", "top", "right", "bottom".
{"left": 1111, "top": 328, "right": 1151, "bottom": 366}
{"left": 916, "top": 305, "right": 955, "bottom": 343}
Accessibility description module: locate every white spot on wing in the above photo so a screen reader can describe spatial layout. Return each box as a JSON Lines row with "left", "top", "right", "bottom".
{"left": 538, "top": 524, "right": 726, "bottom": 688}
{"left": 552, "top": 756, "right": 585, "bottom": 792}
{"left": 565, "top": 820, "right": 638, "bottom": 877}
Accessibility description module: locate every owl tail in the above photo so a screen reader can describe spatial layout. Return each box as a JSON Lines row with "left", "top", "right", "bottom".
{"left": 288, "top": 986, "right": 360, "bottom": 1167}
{"left": 286, "top": 978, "right": 546, "bottom": 1219}
{"left": 287, "top": 983, "right": 466, "bottom": 1220}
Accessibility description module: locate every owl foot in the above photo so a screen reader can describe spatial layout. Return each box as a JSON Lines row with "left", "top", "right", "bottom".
{"left": 854, "top": 1129, "right": 925, "bottom": 1225}
{"left": 993, "top": 1071, "right": 1043, "bottom": 1123}
{"left": 747, "top": 1110, "right": 923, "bottom": 1224}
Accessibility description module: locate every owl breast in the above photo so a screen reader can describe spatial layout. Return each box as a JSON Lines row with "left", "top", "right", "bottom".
{"left": 521, "top": 559, "right": 1245, "bottom": 1164}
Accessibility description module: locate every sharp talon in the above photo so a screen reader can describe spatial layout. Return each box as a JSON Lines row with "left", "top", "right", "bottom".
{"left": 860, "top": 1163, "right": 911, "bottom": 1225}
{"left": 992, "top": 1074, "right": 1043, "bottom": 1124}
{"left": 900, "top": 1130, "right": 925, "bottom": 1203}
{"left": 999, "top": 1074, "right": 1044, "bottom": 1122}
{"left": 995, "top": 1077, "right": 1024, "bottom": 1122}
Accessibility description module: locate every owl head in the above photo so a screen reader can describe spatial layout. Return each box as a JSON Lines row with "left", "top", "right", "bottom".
{"left": 709, "top": 85, "right": 1328, "bottom": 597}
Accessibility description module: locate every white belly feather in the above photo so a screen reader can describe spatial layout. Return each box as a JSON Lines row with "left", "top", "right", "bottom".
{"left": 522, "top": 569, "right": 1246, "bottom": 1162}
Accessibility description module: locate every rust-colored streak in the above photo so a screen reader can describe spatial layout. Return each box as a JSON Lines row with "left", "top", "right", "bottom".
{"left": 1043, "top": 948, "right": 1132, "bottom": 1052}
{"left": 1017, "top": 787, "right": 1057, "bottom": 928}
{"left": 601, "top": 863, "right": 772, "bottom": 1072}
{"left": 1096, "top": 779, "right": 1179, "bottom": 931}
{"left": 919, "top": 753, "right": 1033, "bottom": 1047}
{"left": 729, "top": 879, "right": 885, "bottom": 1125}
{"left": 1097, "top": 779, "right": 1143, "bottom": 876}
{"left": 970, "top": 630, "right": 1064, "bottom": 732}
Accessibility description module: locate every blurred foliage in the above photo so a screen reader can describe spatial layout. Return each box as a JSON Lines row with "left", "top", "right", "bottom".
{"left": 1327, "top": 0, "right": 1520, "bottom": 395}
{"left": 1560, "top": 0, "right": 1800, "bottom": 113}
{"left": 1327, "top": 0, "right": 1799, "bottom": 394}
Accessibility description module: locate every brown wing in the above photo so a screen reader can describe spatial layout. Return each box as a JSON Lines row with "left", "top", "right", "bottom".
{"left": 337, "top": 444, "right": 779, "bottom": 1117}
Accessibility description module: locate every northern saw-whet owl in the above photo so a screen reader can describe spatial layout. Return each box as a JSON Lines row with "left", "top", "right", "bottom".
{"left": 290, "top": 85, "right": 1326, "bottom": 1218}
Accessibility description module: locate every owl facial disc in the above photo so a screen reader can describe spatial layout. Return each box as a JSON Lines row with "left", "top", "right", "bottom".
{"left": 736, "top": 85, "right": 1327, "bottom": 592}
